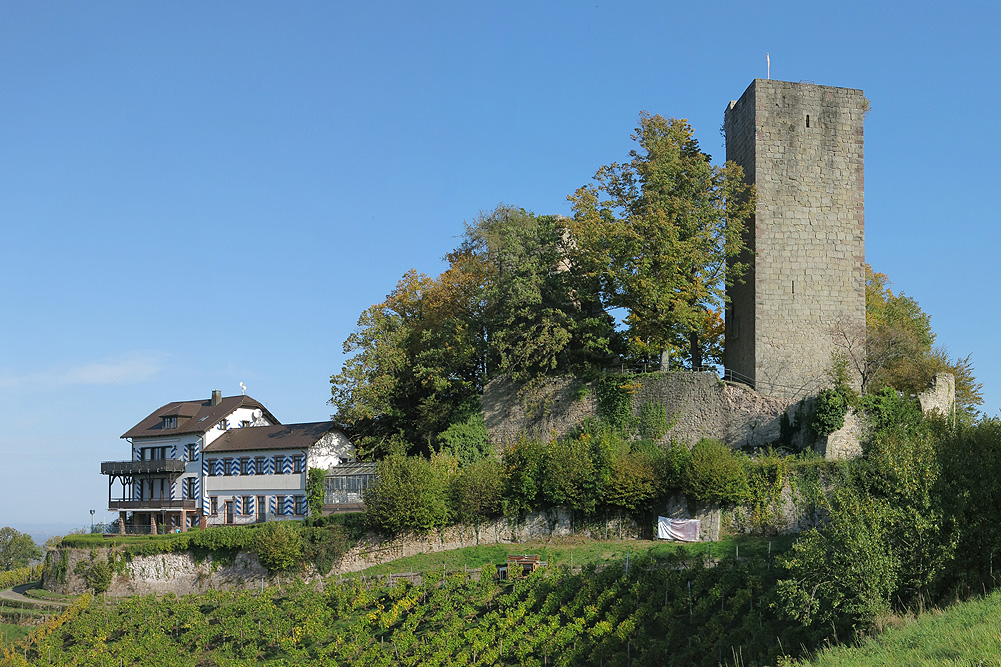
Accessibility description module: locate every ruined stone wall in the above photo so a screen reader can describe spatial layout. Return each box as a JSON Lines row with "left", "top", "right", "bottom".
{"left": 724, "top": 79, "right": 866, "bottom": 401}
{"left": 483, "top": 371, "right": 796, "bottom": 449}
{"left": 42, "top": 548, "right": 273, "bottom": 597}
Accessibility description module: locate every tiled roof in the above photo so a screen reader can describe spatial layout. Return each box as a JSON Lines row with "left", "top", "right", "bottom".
{"left": 121, "top": 395, "right": 280, "bottom": 439}
{"left": 202, "top": 421, "right": 338, "bottom": 453}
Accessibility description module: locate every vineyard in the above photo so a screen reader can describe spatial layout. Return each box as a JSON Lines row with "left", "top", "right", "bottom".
{"left": 0, "top": 547, "right": 830, "bottom": 667}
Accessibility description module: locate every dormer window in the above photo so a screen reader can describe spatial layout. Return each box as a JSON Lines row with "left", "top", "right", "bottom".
{"left": 162, "top": 416, "right": 178, "bottom": 429}
{"left": 218, "top": 419, "right": 229, "bottom": 430}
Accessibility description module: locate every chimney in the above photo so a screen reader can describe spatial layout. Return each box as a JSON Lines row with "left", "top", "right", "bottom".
{"left": 211, "top": 389, "right": 222, "bottom": 406}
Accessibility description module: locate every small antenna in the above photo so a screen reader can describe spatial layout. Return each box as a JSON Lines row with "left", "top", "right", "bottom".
{"left": 766, "top": 53, "right": 770, "bottom": 79}
{"left": 239, "top": 382, "right": 246, "bottom": 395}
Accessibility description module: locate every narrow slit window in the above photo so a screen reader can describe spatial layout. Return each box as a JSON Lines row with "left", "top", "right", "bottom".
{"left": 806, "top": 115, "right": 810, "bottom": 128}
{"left": 792, "top": 280, "right": 796, "bottom": 294}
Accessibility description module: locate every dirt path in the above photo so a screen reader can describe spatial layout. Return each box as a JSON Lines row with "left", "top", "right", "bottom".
{"left": 0, "top": 583, "right": 70, "bottom": 607}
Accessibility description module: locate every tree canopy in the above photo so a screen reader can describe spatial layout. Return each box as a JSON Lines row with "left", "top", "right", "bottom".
{"left": 833, "top": 265, "right": 982, "bottom": 415}
{"left": 0, "top": 526, "right": 42, "bottom": 571}
{"left": 567, "top": 114, "right": 754, "bottom": 369}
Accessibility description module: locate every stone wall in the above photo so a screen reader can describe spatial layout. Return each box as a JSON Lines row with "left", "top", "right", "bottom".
{"left": 43, "top": 548, "right": 273, "bottom": 597}
{"left": 483, "top": 371, "right": 798, "bottom": 449}
{"left": 724, "top": 79, "right": 866, "bottom": 401}
{"left": 918, "top": 372, "right": 956, "bottom": 417}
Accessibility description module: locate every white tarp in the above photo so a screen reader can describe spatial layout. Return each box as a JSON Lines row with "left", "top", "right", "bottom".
{"left": 657, "top": 517, "right": 700, "bottom": 542}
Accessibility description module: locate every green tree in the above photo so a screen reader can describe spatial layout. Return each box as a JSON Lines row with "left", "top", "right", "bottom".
{"left": 568, "top": 114, "right": 754, "bottom": 369}
{"left": 0, "top": 527, "right": 42, "bottom": 571}
{"left": 834, "top": 265, "right": 982, "bottom": 414}
{"left": 460, "top": 205, "right": 619, "bottom": 381}
{"left": 330, "top": 253, "right": 486, "bottom": 454}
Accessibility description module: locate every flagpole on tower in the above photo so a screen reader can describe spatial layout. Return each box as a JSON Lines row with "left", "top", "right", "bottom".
{"left": 767, "top": 53, "right": 770, "bottom": 79}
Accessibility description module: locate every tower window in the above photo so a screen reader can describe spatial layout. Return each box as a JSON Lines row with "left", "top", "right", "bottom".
{"left": 806, "top": 115, "right": 810, "bottom": 128}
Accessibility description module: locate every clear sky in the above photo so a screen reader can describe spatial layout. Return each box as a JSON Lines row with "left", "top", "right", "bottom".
{"left": 2, "top": 1, "right": 998, "bottom": 529}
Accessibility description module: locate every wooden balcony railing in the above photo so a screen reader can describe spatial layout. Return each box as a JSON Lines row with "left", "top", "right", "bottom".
{"left": 101, "top": 460, "right": 186, "bottom": 476}
{"left": 108, "top": 499, "right": 197, "bottom": 511}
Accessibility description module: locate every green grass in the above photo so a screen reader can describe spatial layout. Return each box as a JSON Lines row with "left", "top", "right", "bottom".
{"left": 0, "top": 621, "right": 34, "bottom": 645}
{"left": 353, "top": 533, "right": 794, "bottom": 577}
{"left": 801, "top": 588, "right": 1001, "bottom": 666}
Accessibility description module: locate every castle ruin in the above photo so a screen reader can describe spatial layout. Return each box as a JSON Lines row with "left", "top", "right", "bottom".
{"left": 724, "top": 79, "right": 867, "bottom": 401}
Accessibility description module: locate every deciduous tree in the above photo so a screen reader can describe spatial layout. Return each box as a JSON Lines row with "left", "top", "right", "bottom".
{"left": 0, "top": 527, "right": 41, "bottom": 571}
{"left": 568, "top": 114, "right": 754, "bottom": 369}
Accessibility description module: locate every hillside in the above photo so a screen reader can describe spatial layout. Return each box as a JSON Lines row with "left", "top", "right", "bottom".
{"left": 801, "top": 588, "right": 1001, "bottom": 666}
{"left": 2, "top": 537, "right": 818, "bottom": 667}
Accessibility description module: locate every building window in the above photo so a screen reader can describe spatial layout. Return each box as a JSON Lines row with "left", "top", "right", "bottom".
{"left": 274, "top": 455, "right": 285, "bottom": 474}
{"left": 241, "top": 420, "right": 250, "bottom": 428}
{"left": 240, "top": 457, "right": 249, "bottom": 475}
{"left": 218, "top": 419, "right": 228, "bottom": 430}
{"left": 162, "top": 416, "right": 178, "bottom": 429}
{"left": 186, "top": 444, "right": 198, "bottom": 461}
{"left": 242, "top": 496, "right": 252, "bottom": 515}
{"left": 276, "top": 495, "right": 286, "bottom": 516}
{"left": 292, "top": 455, "right": 304, "bottom": 474}
{"left": 294, "top": 496, "right": 306, "bottom": 516}
{"left": 210, "top": 497, "right": 218, "bottom": 515}
{"left": 207, "top": 459, "right": 218, "bottom": 476}
{"left": 255, "top": 456, "right": 265, "bottom": 475}
{"left": 223, "top": 458, "right": 233, "bottom": 476}
{"left": 185, "top": 477, "right": 196, "bottom": 499}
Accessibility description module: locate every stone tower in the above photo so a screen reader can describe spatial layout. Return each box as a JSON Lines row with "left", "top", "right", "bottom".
{"left": 723, "top": 79, "right": 866, "bottom": 401}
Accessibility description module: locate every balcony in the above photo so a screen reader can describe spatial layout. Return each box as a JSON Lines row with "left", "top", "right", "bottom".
{"left": 108, "top": 499, "right": 197, "bottom": 511}
{"left": 101, "top": 460, "right": 186, "bottom": 476}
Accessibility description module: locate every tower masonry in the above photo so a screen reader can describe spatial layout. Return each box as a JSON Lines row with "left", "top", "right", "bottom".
{"left": 723, "top": 79, "right": 866, "bottom": 401}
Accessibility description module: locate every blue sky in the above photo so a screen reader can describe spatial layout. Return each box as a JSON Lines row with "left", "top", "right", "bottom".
{"left": 1, "top": 1, "right": 998, "bottom": 529}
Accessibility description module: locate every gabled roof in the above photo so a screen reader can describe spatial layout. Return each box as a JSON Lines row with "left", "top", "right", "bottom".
{"left": 202, "top": 421, "right": 337, "bottom": 453}
{"left": 121, "top": 395, "right": 280, "bottom": 439}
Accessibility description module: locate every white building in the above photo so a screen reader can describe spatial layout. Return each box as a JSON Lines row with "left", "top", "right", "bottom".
{"left": 101, "top": 390, "right": 353, "bottom": 533}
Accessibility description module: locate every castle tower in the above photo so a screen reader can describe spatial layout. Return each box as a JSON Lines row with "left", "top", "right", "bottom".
{"left": 723, "top": 79, "right": 866, "bottom": 401}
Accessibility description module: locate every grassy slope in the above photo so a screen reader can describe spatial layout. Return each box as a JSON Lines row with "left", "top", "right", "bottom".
{"left": 802, "top": 588, "right": 1001, "bottom": 666}
{"left": 354, "top": 534, "right": 793, "bottom": 577}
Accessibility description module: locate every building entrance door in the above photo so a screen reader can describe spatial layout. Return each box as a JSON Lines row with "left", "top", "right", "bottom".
{"left": 225, "top": 501, "right": 234, "bottom": 524}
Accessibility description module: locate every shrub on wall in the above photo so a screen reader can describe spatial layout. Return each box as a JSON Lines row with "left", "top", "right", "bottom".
{"left": 812, "top": 388, "right": 849, "bottom": 436}
{"left": 252, "top": 521, "right": 303, "bottom": 573}
{"left": 637, "top": 400, "right": 670, "bottom": 441}
{"left": 450, "top": 459, "right": 503, "bottom": 525}
{"left": 683, "top": 439, "right": 749, "bottom": 505}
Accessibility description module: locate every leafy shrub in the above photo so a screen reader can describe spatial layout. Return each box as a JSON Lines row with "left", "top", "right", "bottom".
{"left": 438, "top": 412, "right": 492, "bottom": 465}
{"left": 660, "top": 442, "right": 691, "bottom": 495}
{"left": 307, "top": 467, "right": 327, "bottom": 518}
{"left": 501, "top": 435, "right": 547, "bottom": 516}
{"left": 861, "top": 387, "right": 922, "bottom": 435}
{"left": 683, "top": 439, "right": 748, "bottom": 505}
{"left": 365, "top": 453, "right": 451, "bottom": 534}
{"left": 812, "top": 388, "right": 848, "bottom": 436}
{"left": 592, "top": 376, "right": 634, "bottom": 430}
{"left": 85, "top": 559, "right": 112, "bottom": 594}
{"left": 301, "top": 525, "right": 349, "bottom": 576}
{"left": 450, "top": 459, "right": 503, "bottom": 525}
{"left": 252, "top": 521, "right": 303, "bottom": 573}
{"left": 542, "top": 433, "right": 610, "bottom": 515}
{"left": 745, "top": 449, "right": 789, "bottom": 530}
{"left": 605, "top": 445, "right": 664, "bottom": 512}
